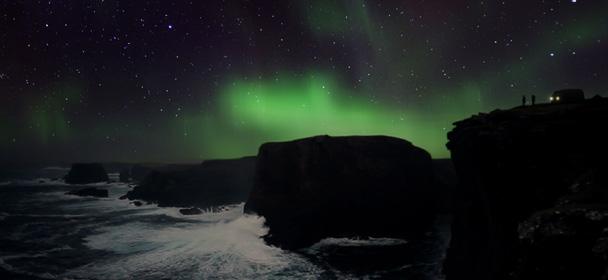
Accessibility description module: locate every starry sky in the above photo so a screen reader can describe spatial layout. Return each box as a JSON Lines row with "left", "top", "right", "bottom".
{"left": 1, "top": 0, "right": 607, "bottom": 163}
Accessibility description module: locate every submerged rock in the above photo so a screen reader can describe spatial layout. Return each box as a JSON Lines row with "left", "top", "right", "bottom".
{"left": 245, "top": 135, "right": 437, "bottom": 250}
{"left": 444, "top": 96, "right": 608, "bottom": 280}
{"left": 66, "top": 187, "right": 108, "bottom": 198}
{"left": 64, "top": 163, "right": 109, "bottom": 184}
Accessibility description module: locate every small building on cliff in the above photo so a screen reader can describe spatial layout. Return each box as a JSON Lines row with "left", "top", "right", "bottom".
{"left": 550, "top": 89, "right": 585, "bottom": 104}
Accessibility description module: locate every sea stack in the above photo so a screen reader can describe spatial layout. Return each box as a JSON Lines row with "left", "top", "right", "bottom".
{"left": 245, "top": 135, "right": 437, "bottom": 250}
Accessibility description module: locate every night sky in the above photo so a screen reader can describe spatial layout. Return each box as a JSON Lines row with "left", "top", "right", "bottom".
{"left": 1, "top": 0, "right": 607, "bottom": 163}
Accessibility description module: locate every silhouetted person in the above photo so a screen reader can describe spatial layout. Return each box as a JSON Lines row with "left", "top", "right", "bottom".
{"left": 531, "top": 95, "right": 536, "bottom": 105}
{"left": 522, "top": 95, "right": 527, "bottom": 106}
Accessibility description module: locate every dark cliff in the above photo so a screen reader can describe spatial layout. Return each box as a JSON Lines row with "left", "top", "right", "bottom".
{"left": 125, "top": 157, "right": 256, "bottom": 208}
{"left": 444, "top": 96, "right": 608, "bottom": 280}
{"left": 245, "top": 135, "right": 437, "bottom": 250}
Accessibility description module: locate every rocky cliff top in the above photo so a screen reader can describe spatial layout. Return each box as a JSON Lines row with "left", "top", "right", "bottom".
{"left": 444, "top": 95, "right": 608, "bottom": 280}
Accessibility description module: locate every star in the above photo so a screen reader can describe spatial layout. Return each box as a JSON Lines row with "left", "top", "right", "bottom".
{"left": 2, "top": 0, "right": 607, "bottom": 162}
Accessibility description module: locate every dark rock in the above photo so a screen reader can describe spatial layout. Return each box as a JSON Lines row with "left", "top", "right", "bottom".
{"left": 64, "top": 163, "right": 109, "bottom": 184}
{"left": 118, "top": 165, "right": 155, "bottom": 183}
{"left": 513, "top": 168, "right": 608, "bottom": 279}
{"left": 444, "top": 96, "right": 608, "bottom": 280}
{"left": 125, "top": 157, "right": 256, "bottom": 208}
{"left": 432, "top": 159, "right": 457, "bottom": 214}
{"left": 66, "top": 187, "right": 108, "bottom": 198}
{"left": 179, "top": 207, "right": 202, "bottom": 215}
{"left": 129, "top": 165, "right": 155, "bottom": 182}
{"left": 119, "top": 168, "right": 130, "bottom": 182}
{"left": 244, "top": 135, "right": 436, "bottom": 250}
{"left": 132, "top": 201, "right": 142, "bottom": 206}
{"left": 119, "top": 194, "right": 128, "bottom": 200}
{"left": 306, "top": 239, "right": 413, "bottom": 275}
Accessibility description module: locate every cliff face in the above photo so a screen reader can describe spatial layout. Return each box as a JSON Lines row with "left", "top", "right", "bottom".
{"left": 125, "top": 157, "right": 256, "bottom": 208}
{"left": 445, "top": 97, "right": 608, "bottom": 280}
{"left": 245, "top": 135, "right": 437, "bottom": 250}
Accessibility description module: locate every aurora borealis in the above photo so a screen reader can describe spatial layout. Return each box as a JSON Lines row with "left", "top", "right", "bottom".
{"left": 1, "top": 0, "right": 607, "bottom": 162}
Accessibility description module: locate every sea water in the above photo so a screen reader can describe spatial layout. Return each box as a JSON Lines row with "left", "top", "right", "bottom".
{"left": 0, "top": 175, "right": 448, "bottom": 279}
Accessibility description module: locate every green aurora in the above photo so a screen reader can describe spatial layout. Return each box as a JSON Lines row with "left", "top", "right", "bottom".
{"left": 2, "top": 0, "right": 607, "bottom": 162}
{"left": 178, "top": 72, "right": 482, "bottom": 159}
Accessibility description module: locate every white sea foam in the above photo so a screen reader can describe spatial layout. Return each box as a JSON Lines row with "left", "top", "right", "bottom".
{"left": 4, "top": 178, "right": 127, "bottom": 188}
{"left": 42, "top": 166, "right": 70, "bottom": 171}
{"left": 311, "top": 237, "right": 408, "bottom": 248}
{"left": 108, "top": 172, "right": 120, "bottom": 182}
{"left": 4, "top": 183, "right": 449, "bottom": 279}
{"left": 65, "top": 205, "right": 322, "bottom": 279}
{"left": 137, "top": 203, "right": 246, "bottom": 222}
{"left": 2, "top": 178, "right": 71, "bottom": 187}
{"left": 10, "top": 213, "right": 87, "bottom": 218}
{"left": 304, "top": 237, "right": 409, "bottom": 257}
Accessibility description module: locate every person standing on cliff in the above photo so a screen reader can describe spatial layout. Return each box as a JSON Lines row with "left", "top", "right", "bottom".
{"left": 522, "top": 95, "right": 527, "bottom": 106}
{"left": 531, "top": 95, "right": 536, "bottom": 105}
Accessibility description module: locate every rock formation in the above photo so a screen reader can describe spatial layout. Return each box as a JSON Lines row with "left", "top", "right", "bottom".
{"left": 125, "top": 157, "right": 256, "bottom": 208}
{"left": 65, "top": 187, "right": 109, "bottom": 198}
{"left": 514, "top": 168, "right": 608, "bottom": 279}
{"left": 179, "top": 207, "right": 202, "bottom": 215}
{"left": 64, "top": 163, "right": 109, "bottom": 184}
{"left": 444, "top": 97, "right": 608, "bottom": 280}
{"left": 244, "top": 135, "right": 437, "bottom": 250}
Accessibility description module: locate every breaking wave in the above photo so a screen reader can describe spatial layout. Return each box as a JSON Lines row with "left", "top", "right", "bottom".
{"left": 65, "top": 205, "right": 323, "bottom": 279}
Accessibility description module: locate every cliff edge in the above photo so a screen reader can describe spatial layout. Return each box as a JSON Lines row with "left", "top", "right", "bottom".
{"left": 445, "top": 96, "right": 608, "bottom": 280}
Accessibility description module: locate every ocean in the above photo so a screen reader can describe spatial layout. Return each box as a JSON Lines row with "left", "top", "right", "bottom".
{"left": 0, "top": 170, "right": 449, "bottom": 279}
